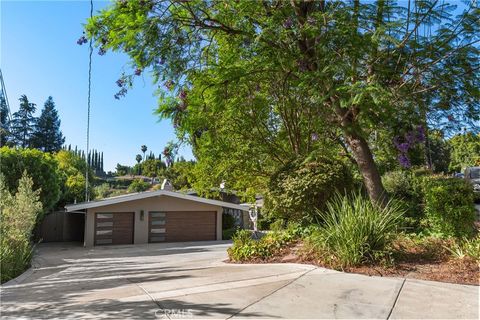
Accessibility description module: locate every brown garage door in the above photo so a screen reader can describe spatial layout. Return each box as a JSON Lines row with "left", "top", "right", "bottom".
{"left": 95, "top": 212, "right": 134, "bottom": 245}
{"left": 149, "top": 211, "right": 216, "bottom": 243}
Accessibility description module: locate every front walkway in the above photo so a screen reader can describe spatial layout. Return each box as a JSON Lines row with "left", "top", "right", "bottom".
{"left": 1, "top": 242, "right": 478, "bottom": 319}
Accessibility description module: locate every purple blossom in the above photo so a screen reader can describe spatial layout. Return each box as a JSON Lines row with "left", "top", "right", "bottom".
{"left": 179, "top": 89, "right": 187, "bottom": 101}
{"left": 159, "top": 57, "right": 165, "bottom": 65}
{"left": 98, "top": 47, "right": 106, "bottom": 56}
{"left": 116, "top": 78, "right": 125, "bottom": 87}
{"left": 405, "top": 131, "right": 416, "bottom": 144}
{"left": 283, "top": 17, "right": 293, "bottom": 29}
{"left": 311, "top": 133, "right": 319, "bottom": 141}
{"left": 397, "top": 142, "right": 410, "bottom": 153}
{"left": 76, "top": 36, "right": 88, "bottom": 45}
{"left": 398, "top": 154, "right": 411, "bottom": 168}
{"left": 134, "top": 68, "right": 142, "bottom": 76}
{"left": 114, "top": 88, "right": 127, "bottom": 100}
{"left": 416, "top": 125, "right": 425, "bottom": 142}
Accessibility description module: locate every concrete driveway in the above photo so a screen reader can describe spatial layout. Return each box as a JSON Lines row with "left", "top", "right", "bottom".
{"left": 1, "top": 242, "right": 478, "bottom": 319}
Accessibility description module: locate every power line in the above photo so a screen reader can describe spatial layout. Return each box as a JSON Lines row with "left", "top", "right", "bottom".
{"left": 0, "top": 68, "right": 12, "bottom": 126}
{"left": 85, "top": 0, "right": 93, "bottom": 202}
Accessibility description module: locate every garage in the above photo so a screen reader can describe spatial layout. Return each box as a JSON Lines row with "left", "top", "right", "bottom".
{"left": 94, "top": 212, "right": 134, "bottom": 245}
{"left": 65, "top": 189, "right": 248, "bottom": 247}
{"left": 149, "top": 211, "right": 216, "bottom": 243}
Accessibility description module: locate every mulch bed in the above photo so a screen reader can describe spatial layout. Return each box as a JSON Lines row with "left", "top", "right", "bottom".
{"left": 229, "top": 241, "right": 480, "bottom": 286}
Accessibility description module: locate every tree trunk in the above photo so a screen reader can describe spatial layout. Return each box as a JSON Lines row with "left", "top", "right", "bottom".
{"left": 344, "top": 131, "right": 388, "bottom": 206}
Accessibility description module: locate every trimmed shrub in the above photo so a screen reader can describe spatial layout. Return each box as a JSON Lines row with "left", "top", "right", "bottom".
{"left": 423, "top": 177, "right": 476, "bottom": 238}
{"left": 304, "top": 193, "right": 403, "bottom": 268}
{"left": 228, "top": 225, "right": 301, "bottom": 262}
{"left": 263, "top": 156, "right": 352, "bottom": 223}
{"left": 127, "top": 179, "right": 150, "bottom": 193}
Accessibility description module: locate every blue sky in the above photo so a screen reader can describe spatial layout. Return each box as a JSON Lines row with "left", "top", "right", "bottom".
{"left": 1, "top": 0, "right": 193, "bottom": 172}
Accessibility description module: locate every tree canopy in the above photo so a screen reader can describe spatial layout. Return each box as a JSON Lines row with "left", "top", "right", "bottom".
{"left": 86, "top": 0, "right": 480, "bottom": 204}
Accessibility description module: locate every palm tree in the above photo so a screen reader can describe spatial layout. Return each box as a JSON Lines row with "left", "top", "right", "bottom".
{"left": 141, "top": 145, "right": 147, "bottom": 161}
{"left": 135, "top": 154, "right": 143, "bottom": 175}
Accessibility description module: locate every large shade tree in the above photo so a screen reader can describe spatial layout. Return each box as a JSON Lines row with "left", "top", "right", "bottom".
{"left": 86, "top": 0, "right": 479, "bottom": 205}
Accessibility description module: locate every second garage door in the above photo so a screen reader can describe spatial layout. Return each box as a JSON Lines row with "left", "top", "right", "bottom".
{"left": 149, "top": 211, "right": 216, "bottom": 243}
{"left": 95, "top": 212, "right": 134, "bottom": 245}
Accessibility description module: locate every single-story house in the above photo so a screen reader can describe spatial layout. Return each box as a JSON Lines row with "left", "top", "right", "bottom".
{"left": 65, "top": 189, "right": 249, "bottom": 247}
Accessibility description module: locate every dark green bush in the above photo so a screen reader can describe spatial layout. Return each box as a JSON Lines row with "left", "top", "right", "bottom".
{"left": 222, "top": 227, "right": 238, "bottom": 240}
{"left": 423, "top": 177, "right": 476, "bottom": 238}
{"left": 222, "top": 213, "right": 236, "bottom": 230}
{"left": 263, "top": 156, "right": 352, "bottom": 223}
{"left": 382, "top": 170, "right": 425, "bottom": 230}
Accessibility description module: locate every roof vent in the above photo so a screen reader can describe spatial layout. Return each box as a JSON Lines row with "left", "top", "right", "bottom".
{"left": 161, "top": 179, "right": 174, "bottom": 191}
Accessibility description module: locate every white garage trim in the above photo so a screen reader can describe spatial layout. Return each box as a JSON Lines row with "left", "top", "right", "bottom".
{"left": 65, "top": 189, "right": 248, "bottom": 212}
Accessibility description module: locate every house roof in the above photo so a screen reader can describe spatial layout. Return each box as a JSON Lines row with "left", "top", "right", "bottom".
{"left": 65, "top": 189, "right": 249, "bottom": 212}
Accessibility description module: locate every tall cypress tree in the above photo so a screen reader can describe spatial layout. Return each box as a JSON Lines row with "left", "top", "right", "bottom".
{"left": 10, "top": 95, "right": 36, "bottom": 148}
{"left": 100, "top": 152, "right": 104, "bottom": 172}
{"left": 31, "top": 96, "right": 65, "bottom": 152}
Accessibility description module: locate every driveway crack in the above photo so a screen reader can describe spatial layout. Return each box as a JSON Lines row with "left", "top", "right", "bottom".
{"left": 125, "top": 277, "right": 171, "bottom": 319}
{"left": 386, "top": 278, "right": 406, "bottom": 319}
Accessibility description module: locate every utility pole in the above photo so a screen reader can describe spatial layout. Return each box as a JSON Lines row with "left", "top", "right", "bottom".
{"left": 0, "top": 68, "right": 12, "bottom": 128}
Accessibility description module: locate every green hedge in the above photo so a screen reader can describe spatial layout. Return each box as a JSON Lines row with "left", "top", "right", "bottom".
{"left": 0, "top": 147, "right": 60, "bottom": 214}
{"left": 423, "top": 177, "right": 476, "bottom": 238}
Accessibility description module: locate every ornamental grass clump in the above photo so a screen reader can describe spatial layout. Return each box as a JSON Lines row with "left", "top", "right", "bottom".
{"left": 305, "top": 193, "right": 403, "bottom": 268}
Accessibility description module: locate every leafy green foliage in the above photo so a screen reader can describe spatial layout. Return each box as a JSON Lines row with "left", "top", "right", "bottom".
{"left": 127, "top": 179, "right": 150, "bottom": 193}
{"left": 423, "top": 177, "right": 476, "bottom": 238}
{"left": 448, "top": 132, "right": 480, "bottom": 173}
{"left": 141, "top": 159, "right": 165, "bottom": 178}
{"left": 382, "top": 170, "right": 425, "bottom": 230}
{"left": 86, "top": 0, "right": 480, "bottom": 205}
{"left": 0, "top": 147, "right": 60, "bottom": 213}
{"left": 264, "top": 156, "right": 352, "bottom": 223}
{"left": 115, "top": 163, "right": 132, "bottom": 176}
{"left": 445, "top": 236, "right": 480, "bottom": 261}
{"left": 228, "top": 225, "right": 301, "bottom": 262}
{"left": 55, "top": 150, "right": 93, "bottom": 206}
{"left": 163, "top": 159, "right": 196, "bottom": 190}
{"left": 0, "top": 172, "right": 42, "bottom": 283}
{"left": 304, "top": 193, "right": 403, "bottom": 268}
{"left": 92, "top": 183, "right": 111, "bottom": 200}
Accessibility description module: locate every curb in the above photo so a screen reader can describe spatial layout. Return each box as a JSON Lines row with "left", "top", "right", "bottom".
{"left": 1, "top": 266, "right": 35, "bottom": 287}
{"left": 1, "top": 250, "right": 41, "bottom": 287}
